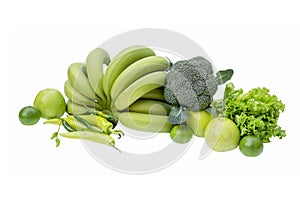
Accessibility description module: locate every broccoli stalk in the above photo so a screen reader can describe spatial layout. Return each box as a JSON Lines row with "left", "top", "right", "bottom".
{"left": 164, "top": 57, "right": 233, "bottom": 124}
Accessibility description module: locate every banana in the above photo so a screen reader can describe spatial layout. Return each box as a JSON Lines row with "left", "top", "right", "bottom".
{"left": 64, "top": 80, "right": 102, "bottom": 110}
{"left": 114, "top": 45, "right": 145, "bottom": 58}
{"left": 110, "top": 56, "right": 169, "bottom": 101}
{"left": 86, "top": 48, "right": 110, "bottom": 104}
{"left": 129, "top": 100, "right": 172, "bottom": 116}
{"left": 118, "top": 112, "right": 173, "bottom": 133}
{"left": 66, "top": 101, "right": 98, "bottom": 115}
{"left": 68, "top": 63, "right": 100, "bottom": 102}
{"left": 140, "top": 87, "right": 166, "bottom": 102}
{"left": 102, "top": 46, "right": 155, "bottom": 102}
{"left": 114, "top": 71, "right": 167, "bottom": 111}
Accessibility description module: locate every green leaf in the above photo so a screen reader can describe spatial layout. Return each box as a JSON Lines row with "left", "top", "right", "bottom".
{"left": 50, "top": 132, "right": 58, "bottom": 140}
{"left": 224, "top": 85, "right": 286, "bottom": 142}
{"left": 168, "top": 106, "right": 189, "bottom": 125}
{"left": 216, "top": 69, "right": 234, "bottom": 85}
{"left": 224, "top": 82, "right": 235, "bottom": 99}
{"left": 55, "top": 138, "right": 60, "bottom": 147}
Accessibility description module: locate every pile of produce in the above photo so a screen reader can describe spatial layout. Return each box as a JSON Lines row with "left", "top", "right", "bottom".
{"left": 19, "top": 45, "right": 286, "bottom": 157}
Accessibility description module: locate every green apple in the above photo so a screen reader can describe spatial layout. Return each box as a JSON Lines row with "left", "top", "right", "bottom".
{"left": 186, "top": 111, "right": 212, "bottom": 137}
{"left": 34, "top": 88, "right": 66, "bottom": 119}
{"left": 204, "top": 117, "right": 240, "bottom": 152}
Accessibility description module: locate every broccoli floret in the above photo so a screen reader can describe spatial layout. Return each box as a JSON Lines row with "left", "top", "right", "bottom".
{"left": 164, "top": 57, "right": 219, "bottom": 111}
{"left": 187, "top": 56, "right": 214, "bottom": 75}
{"left": 164, "top": 87, "right": 179, "bottom": 106}
{"left": 204, "top": 74, "right": 219, "bottom": 96}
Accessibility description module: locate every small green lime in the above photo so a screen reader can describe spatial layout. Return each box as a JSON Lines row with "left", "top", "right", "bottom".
{"left": 34, "top": 88, "right": 66, "bottom": 119}
{"left": 170, "top": 125, "right": 193, "bottom": 144}
{"left": 239, "top": 136, "right": 264, "bottom": 157}
{"left": 19, "top": 106, "right": 41, "bottom": 125}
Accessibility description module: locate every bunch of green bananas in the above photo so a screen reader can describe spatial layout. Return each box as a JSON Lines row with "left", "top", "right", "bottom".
{"left": 64, "top": 45, "right": 174, "bottom": 133}
{"left": 64, "top": 48, "right": 110, "bottom": 113}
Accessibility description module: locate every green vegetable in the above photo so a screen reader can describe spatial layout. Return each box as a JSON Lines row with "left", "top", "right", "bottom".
{"left": 77, "top": 115, "right": 123, "bottom": 137}
{"left": 19, "top": 106, "right": 41, "bottom": 125}
{"left": 164, "top": 57, "right": 233, "bottom": 111}
{"left": 165, "top": 57, "right": 233, "bottom": 124}
{"left": 73, "top": 114, "right": 102, "bottom": 133}
{"left": 239, "top": 136, "right": 264, "bottom": 157}
{"left": 62, "top": 120, "right": 76, "bottom": 132}
{"left": 60, "top": 131, "right": 114, "bottom": 145}
{"left": 170, "top": 125, "right": 193, "bottom": 144}
{"left": 94, "top": 110, "right": 119, "bottom": 129}
{"left": 219, "top": 83, "right": 286, "bottom": 143}
{"left": 60, "top": 131, "right": 120, "bottom": 152}
{"left": 44, "top": 118, "right": 62, "bottom": 125}
{"left": 204, "top": 117, "right": 240, "bottom": 152}
{"left": 63, "top": 115, "right": 103, "bottom": 133}
{"left": 34, "top": 88, "right": 66, "bottom": 119}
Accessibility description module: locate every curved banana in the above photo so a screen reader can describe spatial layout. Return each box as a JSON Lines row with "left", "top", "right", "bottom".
{"left": 110, "top": 56, "right": 169, "bottom": 101}
{"left": 140, "top": 87, "right": 166, "bottom": 102}
{"left": 113, "top": 45, "right": 145, "bottom": 58}
{"left": 66, "top": 101, "right": 98, "bottom": 115}
{"left": 118, "top": 112, "right": 173, "bottom": 133}
{"left": 86, "top": 48, "right": 110, "bottom": 104}
{"left": 64, "top": 81, "right": 102, "bottom": 110}
{"left": 102, "top": 46, "right": 155, "bottom": 102}
{"left": 114, "top": 71, "right": 167, "bottom": 111}
{"left": 68, "top": 63, "right": 100, "bottom": 102}
{"left": 129, "top": 100, "right": 172, "bottom": 116}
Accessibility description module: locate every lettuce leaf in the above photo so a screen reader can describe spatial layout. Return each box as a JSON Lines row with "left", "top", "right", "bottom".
{"left": 223, "top": 83, "right": 286, "bottom": 143}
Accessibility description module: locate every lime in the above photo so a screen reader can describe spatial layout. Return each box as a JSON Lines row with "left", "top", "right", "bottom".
{"left": 239, "top": 136, "right": 264, "bottom": 157}
{"left": 170, "top": 125, "right": 193, "bottom": 144}
{"left": 204, "top": 117, "right": 240, "bottom": 152}
{"left": 34, "top": 88, "right": 66, "bottom": 119}
{"left": 186, "top": 111, "right": 212, "bottom": 137}
{"left": 19, "top": 106, "right": 41, "bottom": 125}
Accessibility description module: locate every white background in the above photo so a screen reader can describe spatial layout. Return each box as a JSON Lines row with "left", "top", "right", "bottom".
{"left": 3, "top": 0, "right": 300, "bottom": 199}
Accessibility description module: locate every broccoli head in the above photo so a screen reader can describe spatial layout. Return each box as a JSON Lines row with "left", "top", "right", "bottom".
{"left": 164, "top": 57, "right": 220, "bottom": 111}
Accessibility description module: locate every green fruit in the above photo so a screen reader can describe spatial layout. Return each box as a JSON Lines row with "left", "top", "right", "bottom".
{"left": 239, "top": 136, "right": 264, "bottom": 157}
{"left": 19, "top": 106, "right": 41, "bottom": 125}
{"left": 170, "top": 125, "right": 193, "bottom": 144}
{"left": 204, "top": 117, "right": 240, "bottom": 152}
{"left": 186, "top": 111, "right": 212, "bottom": 137}
{"left": 34, "top": 88, "right": 66, "bottom": 119}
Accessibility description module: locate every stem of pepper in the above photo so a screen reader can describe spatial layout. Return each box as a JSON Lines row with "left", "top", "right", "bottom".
{"left": 112, "top": 146, "right": 121, "bottom": 153}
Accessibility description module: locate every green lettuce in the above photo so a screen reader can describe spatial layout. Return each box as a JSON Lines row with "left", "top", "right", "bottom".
{"left": 214, "top": 83, "right": 286, "bottom": 143}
